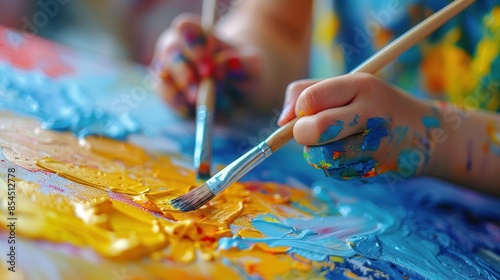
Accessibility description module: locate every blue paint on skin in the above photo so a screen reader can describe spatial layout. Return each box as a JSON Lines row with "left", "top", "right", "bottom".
{"left": 0, "top": 64, "right": 139, "bottom": 139}
{"left": 388, "top": 125, "right": 409, "bottom": 147}
{"left": 323, "top": 158, "right": 378, "bottom": 180}
{"left": 397, "top": 149, "right": 423, "bottom": 178}
{"left": 348, "top": 114, "right": 360, "bottom": 126}
{"left": 421, "top": 115, "right": 441, "bottom": 166}
{"left": 318, "top": 120, "right": 344, "bottom": 143}
{"left": 361, "top": 117, "right": 390, "bottom": 151}
{"left": 305, "top": 118, "right": 390, "bottom": 180}
{"left": 422, "top": 116, "right": 441, "bottom": 128}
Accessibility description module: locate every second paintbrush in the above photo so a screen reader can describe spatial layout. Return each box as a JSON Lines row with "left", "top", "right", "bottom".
{"left": 194, "top": 77, "right": 215, "bottom": 179}
{"left": 173, "top": 0, "right": 476, "bottom": 211}
{"left": 194, "top": 0, "right": 217, "bottom": 179}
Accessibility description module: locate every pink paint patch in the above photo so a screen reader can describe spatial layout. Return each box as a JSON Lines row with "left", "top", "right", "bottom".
{"left": 48, "top": 184, "right": 65, "bottom": 193}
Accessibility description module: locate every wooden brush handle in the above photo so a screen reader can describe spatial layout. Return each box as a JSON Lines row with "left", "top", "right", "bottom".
{"left": 265, "top": 0, "right": 475, "bottom": 153}
{"left": 266, "top": 118, "right": 298, "bottom": 152}
{"left": 197, "top": 78, "right": 216, "bottom": 109}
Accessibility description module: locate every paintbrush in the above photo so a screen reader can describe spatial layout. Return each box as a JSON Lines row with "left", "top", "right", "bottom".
{"left": 193, "top": 0, "right": 217, "bottom": 179}
{"left": 172, "top": 0, "right": 476, "bottom": 211}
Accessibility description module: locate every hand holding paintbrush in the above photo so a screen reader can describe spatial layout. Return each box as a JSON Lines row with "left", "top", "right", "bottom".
{"left": 171, "top": 0, "right": 478, "bottom": 211}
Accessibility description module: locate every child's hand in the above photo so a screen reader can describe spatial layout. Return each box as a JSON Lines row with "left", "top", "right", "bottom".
{"left": 278, "top": 73, "right": 444, "bottom": 182}
{"left": 152, "top": 14, "right": 262, "bottom": 116}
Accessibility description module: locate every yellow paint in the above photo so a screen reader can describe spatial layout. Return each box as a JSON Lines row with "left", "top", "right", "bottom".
{"left": 420, "top": 7, "right": 500, "bottom": 111}
{"left": 0, "top": 112, "right": 344, "bottom": 278}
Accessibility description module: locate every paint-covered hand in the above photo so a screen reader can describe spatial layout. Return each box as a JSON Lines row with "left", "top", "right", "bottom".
{"left": 278, "top": 73, "right": 441, "bottom": 183}
{"left": 152, "top": 14, "right": 261, "bottom": 117}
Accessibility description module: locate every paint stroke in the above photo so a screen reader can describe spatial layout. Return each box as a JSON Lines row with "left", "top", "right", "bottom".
{"left": 397, "top": 148, "right": 422, "bottom": 177}
{"left": 361, "top": 117, "right": 390, "bottom": 151}
{"left": 0, "top": 64, "right": 139, "bottom": 139}
{"left": 348, "top": 114, "right": 360, "bottom": 126}
{"left": 422, "top": 116, "right": 441, "bottom": 129}
{"left": 306, "top": 135, "right": 378, "bottom": 180}
{"left": 318, "top": 120, "right": 344, "bottom": 143}
{"left": 2, "top": 113, "right": 500, "bottom": 279}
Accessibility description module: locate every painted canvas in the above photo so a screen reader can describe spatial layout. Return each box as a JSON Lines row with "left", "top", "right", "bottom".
{"left": 0, "top": 26, "right": 499, "bottom": 280}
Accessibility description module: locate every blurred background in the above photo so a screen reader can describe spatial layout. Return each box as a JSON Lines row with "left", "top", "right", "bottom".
{"left": 0, "top": 0, "right": 234, "bottom": 65}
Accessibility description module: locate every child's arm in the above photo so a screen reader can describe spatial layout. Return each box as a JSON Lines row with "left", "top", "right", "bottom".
{"left": 278, "top": 73, "right": 500, "bottom": 195}
{"left": 152, "top": 0, "right": 313, "bottom": 117}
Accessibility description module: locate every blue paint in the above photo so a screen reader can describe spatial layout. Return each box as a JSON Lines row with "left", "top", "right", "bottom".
{"left": 361, "top": 117, "right": 390, "bottom": 151}
{"left": 318, "top": 120, "right": 344, "bottom": 143}
{"left": 306, "top": 135, "right": 379, "bottom": 180}
{"left": 422, "top": 116, "right": 441, "bottom": 128}
{"left": 0, "top": 64, "right": 139, "bottom": 139}
{"left": 251, "top": 214, "right": 294, "bottom": 238}
{"left": 3, "top": 27, "right": 500, "bottom": 279}
{"left": 305, "top": 118, "right": 390, "bottom": 180}
{"left": 348, "top": 114, "right": 360, "bottom": 126}
{"left": 397, "top": 149, "right": 422, "bottom": 177}
{"left": 388, "top": 125, "right": 409, "bottom": 147}
{"left": 323, "top": 158, "right": 378, "bottom": 180}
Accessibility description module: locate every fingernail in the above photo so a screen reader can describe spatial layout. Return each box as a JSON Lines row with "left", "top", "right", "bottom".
{"left": 277, "top": 105, "right": 290, "bottom": 125}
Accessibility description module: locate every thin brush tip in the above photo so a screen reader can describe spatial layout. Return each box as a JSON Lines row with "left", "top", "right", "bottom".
{"left": 170, "top": 184, "right": 215, "bottom": 212}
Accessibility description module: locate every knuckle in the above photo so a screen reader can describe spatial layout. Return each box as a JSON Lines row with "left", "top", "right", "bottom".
{"left": 286, "top": 79, "right": 309, "bottom": 95}
{"left": 351, "top": 73, "right": 378, "bottom": 92}
{"left": 298, "top": 86, "right": 320, "bottom": 114}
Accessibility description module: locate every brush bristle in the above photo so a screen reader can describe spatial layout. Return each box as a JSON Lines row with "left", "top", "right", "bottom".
{"left": 170, "top": 184, "right": 215, "bottom": 212}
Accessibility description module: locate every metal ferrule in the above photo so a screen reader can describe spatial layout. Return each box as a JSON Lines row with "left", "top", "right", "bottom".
{"left": 206, "top": 142, "right": 272, "bottom": 195}
{"left": 194, "top": 105, "right": 213, "bottom": 173}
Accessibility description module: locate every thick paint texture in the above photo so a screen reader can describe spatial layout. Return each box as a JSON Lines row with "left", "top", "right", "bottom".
{"left": 1, "top": 24, "right": 499, "bottom": 279}
{"left": 0, "top": 64, "right": 139, "bottom": 139}
{"left": 2, "top": 112, "right": 500, "bottom": 279}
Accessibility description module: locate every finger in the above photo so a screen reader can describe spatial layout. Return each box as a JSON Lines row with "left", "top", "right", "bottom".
{"left": 303, "top": 134, "right": 378, "bottom": 180}
{"left": 278, "top": 79, "right": 321, "bottom": 126}
{"left": 295, "top": 73, "right": 377, "bottom": 117}
{"left": 153, "top": 14, "right": 203, "bottom": 59}
{"left": 156, "top": 72, "right": 191, "bottom": 116}
{"left": 294, "top": 106, "right": 391, "bottom": 148}
{"left": 152, "top": 33, "right": 199, "bottom": 107}
{"left": 172, "top": 14, "right": 218, "bottom": 76}
{"left": 214, "top": 47, "right": 262, "bottom": 102}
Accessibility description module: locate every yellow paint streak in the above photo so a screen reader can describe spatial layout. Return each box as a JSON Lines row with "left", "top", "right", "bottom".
{"left": 0, "top": 112, "right": 342, "bottom": 279}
